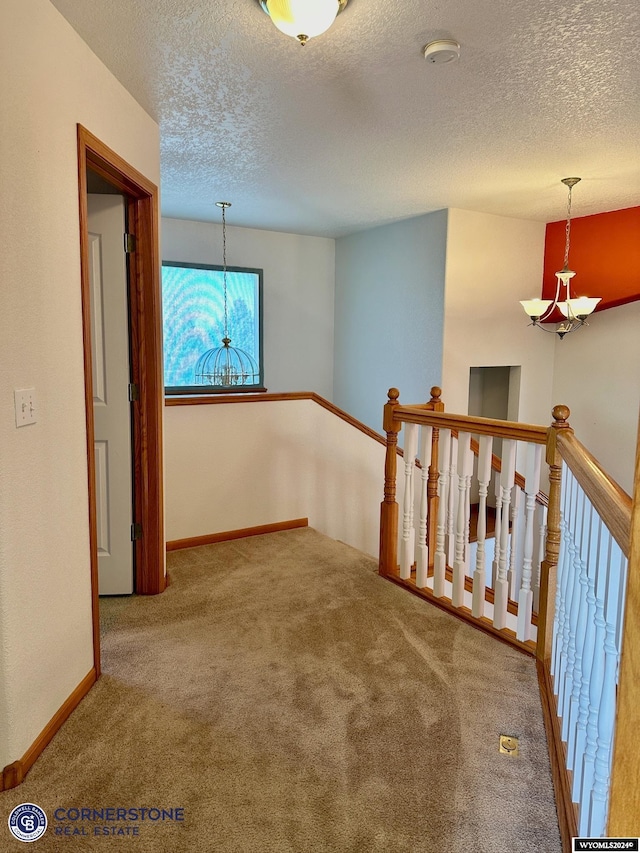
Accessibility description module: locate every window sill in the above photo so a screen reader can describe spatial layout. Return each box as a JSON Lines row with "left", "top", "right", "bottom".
{"left": 165, "top": 386, "right": 267, "bottom": 396}
{"left": 164, "top": 388, "right": 269, "bottom": 405}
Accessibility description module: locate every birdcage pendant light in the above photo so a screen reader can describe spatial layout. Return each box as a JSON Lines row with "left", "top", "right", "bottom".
{"left": 194, "top": 202, "right": 260, "bottom": 387}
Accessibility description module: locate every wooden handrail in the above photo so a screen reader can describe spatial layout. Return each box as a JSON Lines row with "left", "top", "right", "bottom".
{"left": 393, "top": 407, "right": 548, "bottom": 445}
{"left": 608, "top": 412, "right": 640, "bottom": 834}
{"left": 166, "top": 390, "right": 391, "bottom": 448}
{"left": 556, "top": 430, "right": 632, "bottom": 557}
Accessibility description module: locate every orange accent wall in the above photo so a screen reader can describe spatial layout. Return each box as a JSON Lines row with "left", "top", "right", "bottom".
{"left": 542, "top": 206, "right": 640, "bottom": 319}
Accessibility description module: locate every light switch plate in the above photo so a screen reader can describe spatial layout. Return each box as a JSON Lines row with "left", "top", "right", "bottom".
{"left": 14, "top": 388, "right": 37, "bottom": 427}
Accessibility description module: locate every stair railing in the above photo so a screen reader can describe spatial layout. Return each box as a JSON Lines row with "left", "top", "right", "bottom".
{"left": 380, "top": 386, "right": 549, "bottom": 652}
{"left": 379, "top": 387, "right": 633, "bottom": 846}
{"left": 543, "top": 422, "right": 631, "bottom": 843}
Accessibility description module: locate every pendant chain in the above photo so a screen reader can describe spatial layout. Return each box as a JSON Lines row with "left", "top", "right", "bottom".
{"left": 563, "top": 185, "right": 573, "bottom": 270}
{"left": 222, "top": 203, "right": 229, "bottom": 340}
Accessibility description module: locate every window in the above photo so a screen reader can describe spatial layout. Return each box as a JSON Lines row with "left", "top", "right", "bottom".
{"left": 162, "top": 261, "right": 264, "bottom": 394}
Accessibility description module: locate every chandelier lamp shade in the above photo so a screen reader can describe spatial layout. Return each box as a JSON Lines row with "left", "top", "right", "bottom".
{"left": 258, "top": 0, "right": 348, "bottom": 45}
{"left": 194, "top": 202, "right": 260, "bottom": 387}
{"left": 520, "top": 177, "right": 601, "bottom": 339}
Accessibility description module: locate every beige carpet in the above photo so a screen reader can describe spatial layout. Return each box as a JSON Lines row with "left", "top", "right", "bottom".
{"left": 0, "top": 528, "right": 561, "bottom": 852}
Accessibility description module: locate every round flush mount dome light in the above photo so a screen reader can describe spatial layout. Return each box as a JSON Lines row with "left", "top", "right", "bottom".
{"left": 259, "top": 0, "right": 349, "bottom": 45}
{"left": 423, "top": 39, "right": 460, "bottom": 63}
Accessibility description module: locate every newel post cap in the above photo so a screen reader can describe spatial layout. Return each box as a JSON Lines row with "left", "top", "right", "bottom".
{"left": 383, "top": 388, "right": 401, "bottom": 434}
{"left": 551, "top": 405, "right": 571, "bottom": 429}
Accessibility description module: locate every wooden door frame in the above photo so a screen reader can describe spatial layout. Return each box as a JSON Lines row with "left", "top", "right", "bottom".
{"left": 77, "top": 125, "right": 165, "bottom": 676}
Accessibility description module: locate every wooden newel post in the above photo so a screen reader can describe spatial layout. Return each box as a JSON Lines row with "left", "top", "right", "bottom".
{"left": 536, "top": 404, "right": 572, "bottom": 662}
{"left": 426, "top": 387, "right": 444, "bottom": 571}
{"left": 379, "top": 388, "right": 402, "bottom": 577}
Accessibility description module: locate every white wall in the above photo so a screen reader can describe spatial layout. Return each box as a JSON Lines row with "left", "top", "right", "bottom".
{"left": 0, "top": 0, "right": 160, "bottom": 768}
{"left": 442, "top": 209, "right": 555, "bottom": 426}
{"left": 161, "top": 218, "right": 335, "bottom": 399}
{"left": 334, "top": 211, "right": 448, "bottom": 433}
{"left": 551, "top": 301, "right": 640, "bottom": 494}
{"left": 165, "top": 400, "right": 398, "bottom": 559}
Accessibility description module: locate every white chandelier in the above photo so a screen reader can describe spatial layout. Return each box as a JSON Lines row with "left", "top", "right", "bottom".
{"left": 520, "top": 177, "right": 601, "bottom": 339}
{"left": 258, "top": 0, "right": 348, "bottom": 46}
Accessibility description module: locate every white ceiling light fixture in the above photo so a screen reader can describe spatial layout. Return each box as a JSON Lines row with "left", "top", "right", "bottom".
{"left": 423, "top": 39, "right": 460, "bottom": 64}
{"left": 258, "top": 0, "right": 348, "bottom": 46}
{"left": 520, "top": 177, "right": 601, "bottom": 340}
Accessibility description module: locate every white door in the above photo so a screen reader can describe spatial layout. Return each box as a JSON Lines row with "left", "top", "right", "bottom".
{"left": 88, "top": 194, "right": 134, "bottom": 595}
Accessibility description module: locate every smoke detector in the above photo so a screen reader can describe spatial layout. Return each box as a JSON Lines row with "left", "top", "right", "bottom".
{"left": 423, "top": 39, "right": 460, "bottom": 64}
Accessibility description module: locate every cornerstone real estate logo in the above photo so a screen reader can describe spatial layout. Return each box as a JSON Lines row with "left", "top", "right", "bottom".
{"left": 7, "top": 804, "right": 185, "bottom": 841}
{"left": 51, "top": 807, "right": 185, "bottom": 837}
{"left": 8, "top": 803, "right": 48, "bottom": 842}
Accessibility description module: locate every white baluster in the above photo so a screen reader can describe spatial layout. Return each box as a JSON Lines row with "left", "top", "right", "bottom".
{"left": 464, "top": 459, "right": 473, "bottom": 576}
{"left": 588, "top": 539, "right": 625, "bottom": 837}
{"left": 493, "top": 439, "right": 516, "bottom": 630}
{"left": 561, "top": 487, "right": 585, "bottom": 740}
{"left": 452, "top": 432, "right": 471, "bottom": 608}
{"left": 433, "top": 429, "right": 451, "bottom": 598}
{"left": 556, "top": 473, "right": 579, "bottom": 711}
{"left": 516, "top": 443, "right": 542, "bottom": 642}
{"left": 552, "top": 466, "right": 573, "bottom": 682}
{"left": 588, "top": 623, "right": 617, "bottom": 836}
{"left": 446, "top": 435, "right": 457, "bottom": 566}
{"left": 400, "top": 423, "right": 419, "bottom": 580}
{"left": 572, "top": 502, "right": 599, "bottom": 803}
{"left": 579, "top": 524, "right": 608, "bottom": 835}
{"left": 567, "top": 487, "right": 591, "bottom": 770}
{"left": 508, "top": 486, "right": 521, "bottom": 600}
{"left": 533, "top": 503, "right": 547, "bottom": 614}
{"left": 472, "top": 435, "right": 493, "bottom": 619}
{"left": 613, "top": 543, "right": 629, "bottom": 659}
{"left": 416, "top": 426, "right": 433, "bottom": 589}
{"left": 492, "top": 470, "right": 502, "bottom": 590}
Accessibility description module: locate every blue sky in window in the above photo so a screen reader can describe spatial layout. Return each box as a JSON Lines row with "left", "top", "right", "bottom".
{"left": 162, "top": 265, "right": 259, "bottom": 387}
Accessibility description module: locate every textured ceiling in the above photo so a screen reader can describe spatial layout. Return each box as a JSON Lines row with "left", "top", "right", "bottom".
{"left": 51, "top": 0, "right": 640, "bottom": 237}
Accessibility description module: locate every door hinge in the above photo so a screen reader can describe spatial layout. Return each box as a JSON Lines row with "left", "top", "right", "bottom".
{"left": 128, "top": 382, "right": 139, "bottom": 402}
{"left": 124, "top": 232, "right": 136, "bottom": 254}
{"left": 131, "top": 522, "right": 142, "bottom": 541}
